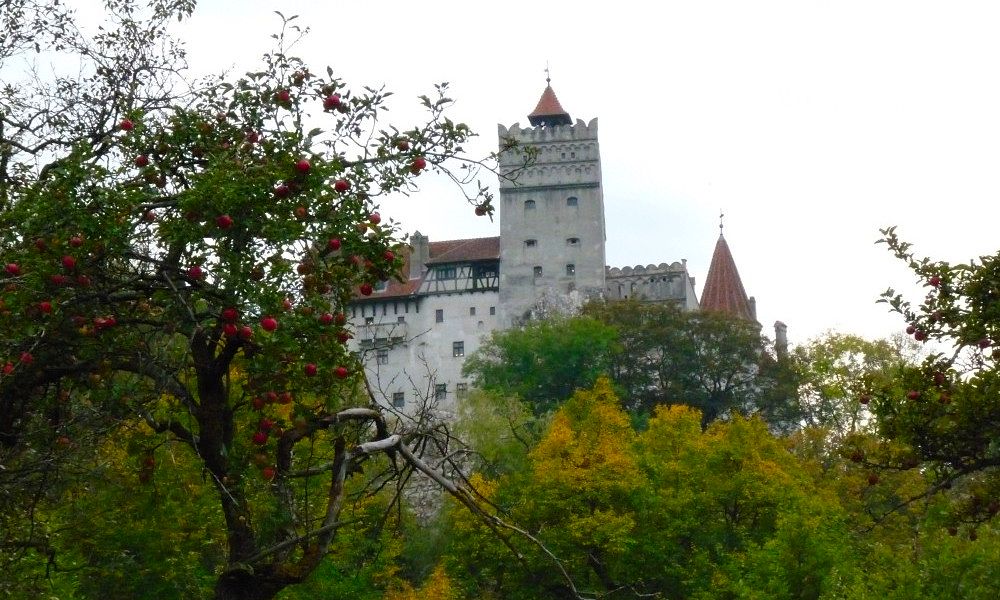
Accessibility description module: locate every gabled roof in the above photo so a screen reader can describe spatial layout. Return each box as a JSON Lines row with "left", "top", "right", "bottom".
{"left": 700, "top": 235, "right": 754, "bottom": 320}
{"left": 354, "top": 236, "right": 500, "bottom": 300}
{"left": 528, "top": 84, "right": 572, "bottom": 127}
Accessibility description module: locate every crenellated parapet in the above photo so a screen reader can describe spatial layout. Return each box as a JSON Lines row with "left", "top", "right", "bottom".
{"left": 499, "top": 119, "right": 601, "bottom": 188}
{"left": 606, "top": 261, "right": 695, "bottom": 304}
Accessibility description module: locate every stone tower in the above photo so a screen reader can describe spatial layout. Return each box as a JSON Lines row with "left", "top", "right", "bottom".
{"left": 497, "top": 81, "right": 606, "bottom": 324}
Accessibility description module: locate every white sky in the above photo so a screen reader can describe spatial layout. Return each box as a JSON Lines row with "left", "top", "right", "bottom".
{"left": 71, "top": 0, "right": 1000, "bottom": 345}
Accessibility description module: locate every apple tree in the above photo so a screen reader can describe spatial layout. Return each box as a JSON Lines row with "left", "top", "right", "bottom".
{"left": 867, "top": 227, "right": 1000, "bottom": 534}
{"left": 0, "top": 3, "right": 503, "bottom": 598}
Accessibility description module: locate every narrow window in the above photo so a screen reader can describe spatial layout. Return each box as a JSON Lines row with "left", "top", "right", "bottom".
{"left": 469, "top": 307, "right": 476, "bottom": 316}
{"left": 490, "top": 306, "right": 496, "bottom": 315}
{"left": 376, "top": 348, "right": 388, "bottom": 365}
{"left": 435, "top": 309, "right": 443, "bottom": 323}
{"left": 566, "top": 196, "right": 578, "bottom": 207}
{"left": 434, "top": 384, "right": 447, "bottom": 401}
{"left": 365, "top": 316, "right": 375, "bottom": 325}
{"left": 524, "top": 199, "right": 536, "bottom": 211}
{"left": 453, "top": 341, "right": 465, "bottom": 357}
{"left": 525, "top": 239, "right": 537, "bottom": 248}
{"left": 456, "top": 383, "right": 468, "bottom": 399}
{"left": 533, "top": 266, "right": 543, "bottom": 278}
{"left": 375, "top": 280, "right": 387, "bottom": 292}
{"left": 392, "top": 392, "right": 405, "bottom": 408}
{"left": 567, "top": 237, "right": 580, "bottom": 246}
{"left": 397, "top": 315, "right": 405, "bottom": 323}
{"left": 566, "top": 264, "right": 576, "bottom": 276}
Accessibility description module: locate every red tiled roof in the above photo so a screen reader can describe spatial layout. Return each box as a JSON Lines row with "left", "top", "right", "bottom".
{"left": 528, "top": 85, "right": 570, "bottom": 121}
{"left": 354, "top": 236, "right": 500, "bottom": 300}
{"left": 700, "top": 235, "right": 754, "bottom": 320}
{"left": 427, "top": 236, "right": 500, "bottom": 264}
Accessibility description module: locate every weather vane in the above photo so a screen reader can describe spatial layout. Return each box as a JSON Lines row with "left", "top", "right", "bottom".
{"left": 545, "top": 61, "right": 551, "bottom": 85}
{"left": 719, "top": 210, "right": 725, "bottom": 235}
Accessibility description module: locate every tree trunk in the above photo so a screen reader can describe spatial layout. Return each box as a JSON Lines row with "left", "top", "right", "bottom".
{"left": 214, "top": 567, "right": 288, "bottom": 600}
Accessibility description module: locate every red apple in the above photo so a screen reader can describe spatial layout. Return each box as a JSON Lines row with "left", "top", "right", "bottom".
{"left": 252, "top": 431, "right": 268, "bottom": 445}
{"left": 396, "top": 139, "right": 410, "bottom": 151}
{"left": 34, "top": 238, "right": 46, "bottom": 251}
{"left": 221, "top": 307, "right": 238, "bottom": 322}
{"left": 319, "top": 312, "right": 334, "bottom": 326}
{"left": 61, "top": 255, "right": 76, "bottom": 270}
{"left": 475, "top": 205, "right": 487, "bottom": 216}
{"left": 279, "top": 391, "right": 293, "bottom": 405}
{"left": 4, "top": 263, "right": 20, "bottom": 276}
{"left": 334, "top": 366, "right": 349, "bottom": 379}
{"left": 69, "top": 235, "right": 84, "bottom": 247}
{"left": 359, "top": 283, "right": 373, "bottom": 296}
{"left": 907, "top": 390, "right": 921, "bottom": 400}
{"left": 223, "top": 323, "right": 238, "bottom": 337}
{"left": 259, "top": 418, "right": 275, "bottom": 431}
{"left": 188, "top": 265, "right": 203, "bottom": 280}
{"left": 20, "top": 352, "right": 33, "bottom": 364}
{"left": 275, "top": 89, "right": 291, "bottom": 104}
{"left": 905, "top": 324, "right": 916, "bottom": 335}
{"left": 383, "top": 250, "right": 395, "bottom": 262}
{"left": 282, "top": 298, "right": 293, "bottom": 311}
{"left": 929, "top": 275, "right": 941, "bottom": 287}
{"left": 327, "top": 238, "right": 341, "bottom": 251}
{"left": 50, "top": 274, "right": 67, "bottom": 285}
{"left": 216, "top": 214, "right": 234, "bottom": 229}
{"left": 76, "top": 275, "right": 91, "bottom": 287}
{"left": 274, "top": 183, "right": 291, "bottom": 198}
{"left": 143, "top": 210, "right": 156, "bottom": 222}
{"left": 261, "top": 315, "right": 278, "bottom": 332}
{"left": 135, "top": 155, "right": 150, "bottom": 168}
{"left": 409, "top": 157, "right": 426, "bottom": 174}
{"left": 323, "top": 94, "right": 341, "bottom": 110}
{"left": 369, "top": 212, "right": 381, "bottom": 225}
{"left": 337, "top": 331, "right": 352, "bottom": 344}
{"left": 304, "top": 363, "right": 318, "bottom": 377}
{"left": 262, "top": 466, "right": 276, "bottom": 481}
{"left": 39, "top": 301, "right": 52, "bottom": 314}
{"left": 119, "top": 118, "right": 134, "bottom": 131}
{"left": 239, "top": 325, "right": 253, "bottom": 340}
{"left": 295, "top": 159, "right": 311, "bottom": 174}
{"left": 252, "top": 396, "right": 266, "bottom": 410}
{"left": 294, "top": 206, "right": 308, "bottom": 219}
{"left": 978, "top": 338, "right": 992, "bottom": 349}
{"left": 334, "top": 179, "right": 350, "bottom": 193}
{"left": 335, "top": 312, "right": 347, "bottom": 325}
{"left": 914, "top": 330, "right": 927, "bottom": 341}
{"left": 245, "top": 131, "right": 260, "bottom": 143}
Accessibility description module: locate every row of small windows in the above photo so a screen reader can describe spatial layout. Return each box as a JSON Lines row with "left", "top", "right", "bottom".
{"left": 525, "top": 237, "right": 580, "bottom": 248}
{"left": 436, "top": 306, "right": 496, "bottom": 323}
{"left": 393, "top": 381, "right": 469, "bottom": 407}
{"left": 533, "top": 265, "right": 576, "bottom": 277}
{"left": 524, "top": 197, "right": 578, "bottom": 211}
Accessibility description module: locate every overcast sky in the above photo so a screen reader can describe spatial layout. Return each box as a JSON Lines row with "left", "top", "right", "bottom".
{"left": 74, "top": 1, "right": 1000, "bottom": 345}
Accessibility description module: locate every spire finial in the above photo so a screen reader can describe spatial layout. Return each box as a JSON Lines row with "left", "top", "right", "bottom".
{"left": 719, "top": 210, "right": 725, "bottom": 236}
{"left": 545, "top": 61, "right": 551, "bottom": 85}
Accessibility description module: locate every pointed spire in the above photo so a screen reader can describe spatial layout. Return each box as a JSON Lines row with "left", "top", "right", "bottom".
{"left": 528, "top": 68, "right": 572, "bottom": 127}
{"left": 700, "top": 229, "right": 754, "bottom": 320}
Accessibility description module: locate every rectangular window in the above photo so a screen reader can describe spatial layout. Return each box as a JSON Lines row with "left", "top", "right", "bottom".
{"left": 525, "top": 239, "right": 537, "bottom": 248}
{"left": 567, "top": 237, "right": 580, "bottom": 246}
{"left": 434, "top": 384, "right": 447, "bottom": 401}
{"left": 566, "top": 196, "right": 578, "bottom": 207}
{"left": 533, "top": 266, "right": 543, "bottom": 278}
{"left": 490, "top": 306, "right": 496, "bottom": 315}
{"left": 392, "top": 392, "right": 405, "bottom": 408}
{"left": 456, "top": 383, "right": 468, "bottom": 399}
{"left": 469, "top": 307, "right": 476, "bottom": 316}
{"left": 376, "top": 348, "right": 388, "bottom": 365}
{"left": 435, "top": 266, "right": 457, "bottom": 279}
{"left": 566, "top": 264, "right": 576, "bottom": 276}
{"left": 435, "top": 309, "right": 444, "bottom": 323}
{"left": 397, "top": 315, "right": 405, "bottom": 323}
{"left": 453, "top": 341, "right": 465, "bottom": 357}
{"left": 365, "top": 316, "right": 374, "bottom": 325}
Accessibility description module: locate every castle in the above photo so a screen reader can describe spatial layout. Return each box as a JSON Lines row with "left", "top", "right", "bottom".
{"left": 347, "top": 81, "right": 772, "bottom": 412}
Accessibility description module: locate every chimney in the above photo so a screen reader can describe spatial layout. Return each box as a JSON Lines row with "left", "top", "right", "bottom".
{"left": 774, "top": 321, "right": 788, "bottom": 359}
{"left": 409, "top": 231, "right": 430, "bottom": 279}
{"left": 748, "top": 296, "right": 757, "bottom": 321}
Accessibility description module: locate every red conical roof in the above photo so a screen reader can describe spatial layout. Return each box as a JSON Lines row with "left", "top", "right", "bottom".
{"left": 528, "top": 84, "right": 572, "bottom": 126}
{"left": 700, "top": 235, "right": 754, "bottom": 320}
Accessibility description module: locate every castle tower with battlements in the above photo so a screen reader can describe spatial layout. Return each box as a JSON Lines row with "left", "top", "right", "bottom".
{"left": 497, "top": 83, "right": 607, "bottom": 324}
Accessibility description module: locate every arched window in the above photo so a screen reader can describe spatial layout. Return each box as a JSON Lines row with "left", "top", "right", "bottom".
{"left": 524, "top": 199, "right": 536, "bottom": 211}
{"left": 525, "top": 239, "right": 537, "bottom": 248}
{"left": 566, "top": 237, "right": 580, "bottom": 246}
{"left": 566, "top": 196, "right": 578, "bottom": 207}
